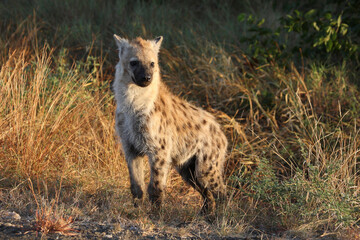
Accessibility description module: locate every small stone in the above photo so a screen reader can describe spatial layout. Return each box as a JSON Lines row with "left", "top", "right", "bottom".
{"left": 0, "top": 211, "right": 21, "bottom": 221}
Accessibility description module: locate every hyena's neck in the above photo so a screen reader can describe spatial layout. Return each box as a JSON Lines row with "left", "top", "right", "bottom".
{"left": 117, "top": 72, "right": 161, "bottom": 115}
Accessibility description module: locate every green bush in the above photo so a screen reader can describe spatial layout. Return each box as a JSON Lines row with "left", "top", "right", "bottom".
{"left": 238, "top": 0, "right": 359, "bottom": 64}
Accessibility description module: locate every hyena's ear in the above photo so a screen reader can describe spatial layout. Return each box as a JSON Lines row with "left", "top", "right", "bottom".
{"left": 151, "top": 36, "right": 163, "bottom": 54}
{"left": 113, "top": 34, "right": 129, "bottom": 57}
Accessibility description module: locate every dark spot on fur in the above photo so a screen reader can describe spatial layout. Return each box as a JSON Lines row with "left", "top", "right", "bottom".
{"left": 203, "top": 154, "right": 208, "bottom": 162}
{"left": 166, "top": 119, "right": 172, "bottom": 125}
{"left": 180, "top": 102, "right": 187, "bottom": 109}
{"left": 176, "top": 126, "right": 180, "bottom": 132}
{"left": 204, "top": 142, "right": 209, "bottom": 147}
{"left": 187, "top": 122, "right": 192, "bottom": 129}
{"left": 210, "top": 178, "right": 214, "bottom": 183}
{"left": 202, "top": 119, "right": 207, "bottom": 125}
{"left": 195, "top": 124, "right": 200, "bottom": 130}
{"left": 204, "top": 171, "right": 210, "bottom": 177}
{"left": 154, "top": 180, "right": 160, "bottom": 186}
{"left": 159, "top": 160, "right": 165, "bottom": 166}
{"left": 162, "top": 109, "right": 167, "bottom": 118}
{"left": 161, "top": 144, "right": 165, "bottom": 150}
{"left": 190, "top": 105, "right": 197, "bottom": 111}
{"left": 159, "top": 138, "right": 166, "bottom": 146}
{"left": 153, "top": 168, "right": 159, "bottom": 175}
{"left": 154, "top": 104, "right": 160, "bottom": 112}
{"left": 182, "top": 124, "right": 187, "bottom": 130}
{"left": 209, "top": 165, "right": 213, "bottom": 171}
{"left": 216, "top": 162, "right": 219, "bottom": 167}
{"left": 160, "top": 96, "right": 165, "bottom": 106}
{"left": 214, "top": 183, "right": 218, "bottom": 188}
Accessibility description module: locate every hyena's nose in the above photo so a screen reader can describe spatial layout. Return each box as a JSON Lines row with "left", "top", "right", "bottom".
{"left": 144, "top": 75, "right": 151, "bottom": 82}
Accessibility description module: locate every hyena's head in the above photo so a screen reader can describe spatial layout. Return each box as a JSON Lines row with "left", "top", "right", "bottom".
{"left": 114, "top": 35, "right": 163, "bottom": 87}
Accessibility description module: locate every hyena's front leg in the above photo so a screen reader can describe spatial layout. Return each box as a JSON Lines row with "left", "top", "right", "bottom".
{"left": 147, "top": 155, "right": 171, "bottom": 208}
{"left": 124, "top": 144, "right": 146, "bottom": 206}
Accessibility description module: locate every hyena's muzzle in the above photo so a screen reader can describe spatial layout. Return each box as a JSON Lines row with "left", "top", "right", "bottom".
{"left": 130, "top": 60, "right": 153, "bottom": 87}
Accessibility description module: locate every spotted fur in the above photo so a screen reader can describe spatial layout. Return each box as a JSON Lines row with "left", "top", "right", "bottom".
{"left": 113, "top": 35, "right": 228, "bottom": 213}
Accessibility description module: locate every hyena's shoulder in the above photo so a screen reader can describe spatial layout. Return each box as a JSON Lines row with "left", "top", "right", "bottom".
{"left": 151, "top": 85, "right": 219, "bottom": 135}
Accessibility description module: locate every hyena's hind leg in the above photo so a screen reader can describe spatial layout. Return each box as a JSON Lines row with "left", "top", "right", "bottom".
{"left": 123, "top": 143, "right": 146, "bottom": 207}
{"left": 177, "top": 156, "right": 217, "bottom": 214}
{"left": 196, "top": 153, "right": 227, "bottom": 214}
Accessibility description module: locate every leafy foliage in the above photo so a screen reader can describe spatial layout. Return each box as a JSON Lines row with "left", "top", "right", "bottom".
{"left": 284, "top": 9, "right": 358, "bottom": 58}
{"left": 238, "top": 0, "right": 359, "bottom": 64}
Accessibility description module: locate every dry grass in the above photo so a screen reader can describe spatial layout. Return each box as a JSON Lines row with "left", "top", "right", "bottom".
{"left": 34, "top": 200, "right": 77, "bottom": 236}
{"left": 0, "top": 38, "right": 124, "bottom": 188}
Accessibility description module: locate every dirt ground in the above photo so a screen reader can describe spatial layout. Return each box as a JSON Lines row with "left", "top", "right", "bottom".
{"left": 0, "top": 211, "right": 266, "bottom": 240}
{"left": 1, "top": 210, "right": 343, "bottom": 239}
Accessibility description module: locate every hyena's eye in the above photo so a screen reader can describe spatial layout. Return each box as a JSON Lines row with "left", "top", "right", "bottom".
{"left": 150, "top": 62, "right": 155, "bottom": 68}
{"left": 130, "top": 60, "right": 139, "bottom": 67}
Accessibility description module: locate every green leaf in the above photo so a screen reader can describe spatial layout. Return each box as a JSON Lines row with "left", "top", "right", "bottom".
{"left": 247, "top": 14, "right": 254, "bottom": 23}
{"left": 305, "top": 9, "right": 316, "bottom": 19}
{"left": 331, "top": 33, "right": 337, "bottom": 41}
{"left": 313, "top": 21, "right": 320, "bottom": 31}
{"left": 326, "top": 40, "right": 333, "bottom": 52}
{"left": 340, "top": 25, "right": 348, "bottom": 35}
{"left": 238, "top": 13, "right": 246, "bottom": 22}
{"left": 258, "top": 18, "right": 265, "bottom": 27}
{"left": 324, "top": 34, "right": 331, "bottom": 43}
{"left": 326, "top": 26, "right": 332, "bottom": 34}
{"left": 325, "top": 13, "right": 332, "bottom": 20}
{"left": 337, "top": 15, "right": 342, "bottom": 27}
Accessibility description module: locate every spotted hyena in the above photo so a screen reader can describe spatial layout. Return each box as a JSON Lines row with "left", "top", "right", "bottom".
{"left": 112, "top": 35, "right": 228, "bottom": 213}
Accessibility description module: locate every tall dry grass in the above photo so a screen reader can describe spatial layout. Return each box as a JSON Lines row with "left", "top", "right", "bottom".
{"left": 0, "top": 35, "right": 126, "bottom": 192}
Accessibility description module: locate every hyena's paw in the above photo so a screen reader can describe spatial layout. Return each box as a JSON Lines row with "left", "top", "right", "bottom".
{"left": 130, "top": 184, "right": 145, "bottom": 208}
{"left": 147, "top": 184, "right": 164, "bottom": 209}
